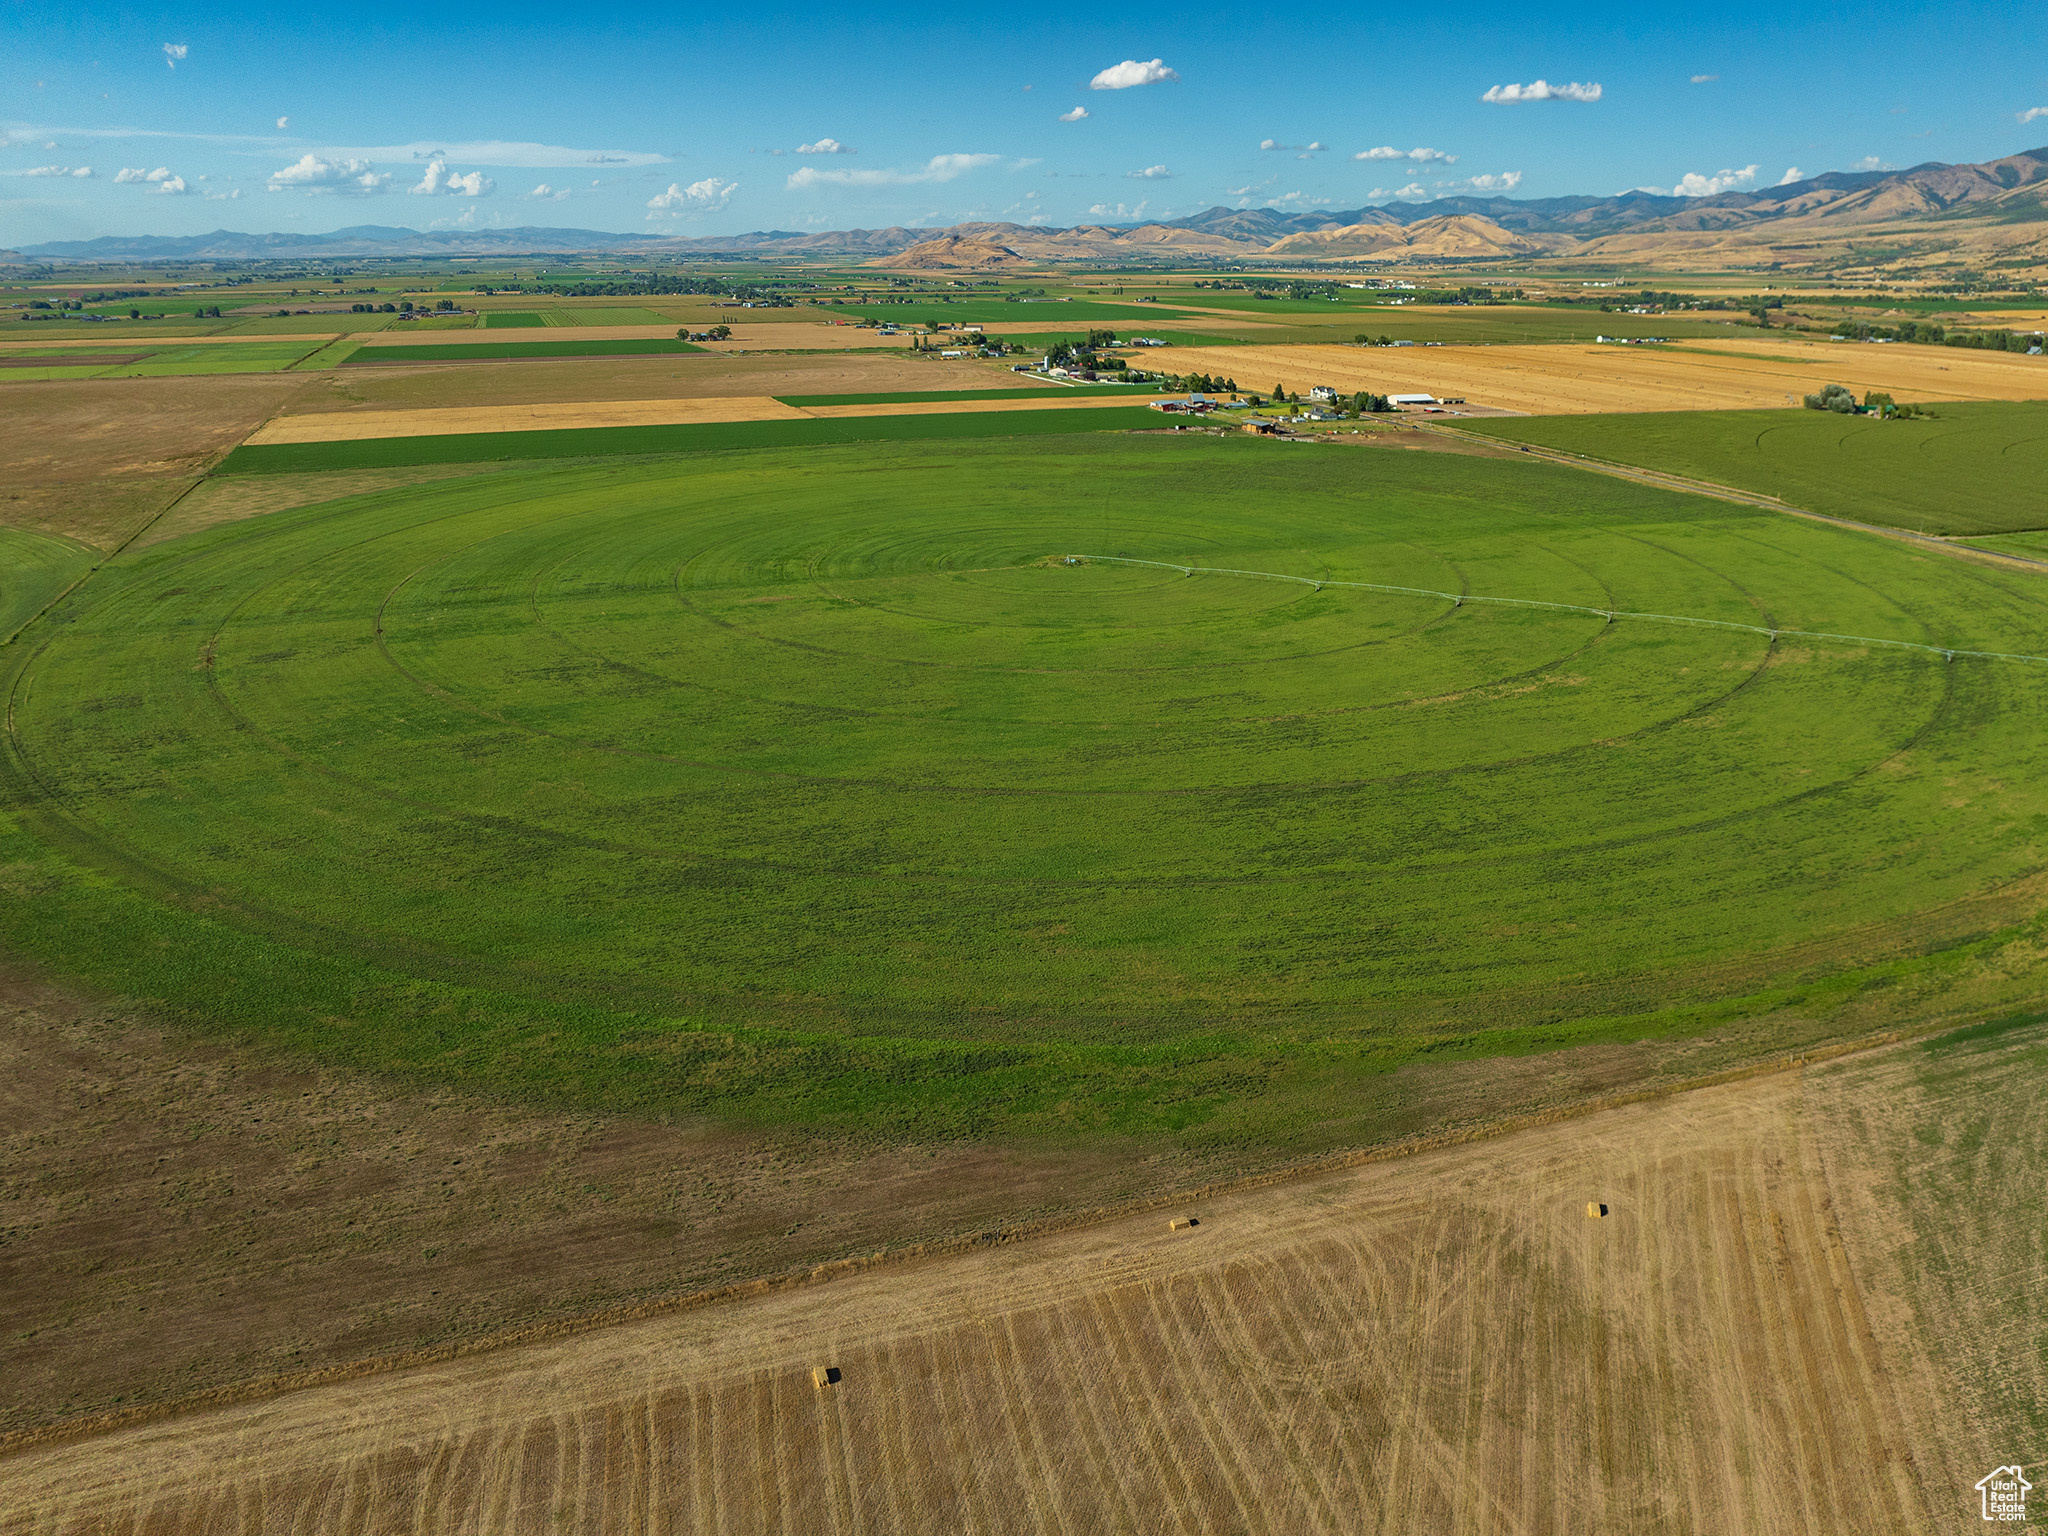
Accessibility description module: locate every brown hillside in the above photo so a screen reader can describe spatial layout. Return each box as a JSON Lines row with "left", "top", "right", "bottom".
{"left": 868, "top": 235, "right": 1027, "bottom": 270}
{"left": 1265, "top": 213, "right": 1555, "bottom": 261}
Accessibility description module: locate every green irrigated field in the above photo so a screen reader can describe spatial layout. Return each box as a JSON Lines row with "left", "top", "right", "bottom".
{"left": 8, "top": 436, "right": 2048, "bottom": 1141}
{"left": 775, "top": 385, "right": 1141, "bottom": 406}
{"left": 214, "top": 406, "right": 1168, "bottom": 474}
{"left": 1461, "top": 402, "right": 2048, "bottom": 536}
{"left": 0, "top": 525, "right": 95, "bottom": 642}
{"left": 481, "top": 312, "right": 546, "bottom": 328}
{"left": 846, "top": 300, "right": 1199, "bottom": 327}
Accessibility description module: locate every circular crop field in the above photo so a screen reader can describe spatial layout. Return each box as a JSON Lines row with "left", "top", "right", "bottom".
{"left": 7, "top": 436, "right": 2048, "bottom": 1136}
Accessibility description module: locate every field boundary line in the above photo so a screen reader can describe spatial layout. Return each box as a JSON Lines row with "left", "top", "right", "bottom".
{"left": 1065, "top": 555, "right": 2048, "bottom": 666}
{"left": 0, "top": 477, "right": 209, "bottom": 648}
{"left": 0, "top": 1019, "right": 1951, "bottom": 1458}
{"left": 1416, "top": 423, "right": 2048, "bottom": 574}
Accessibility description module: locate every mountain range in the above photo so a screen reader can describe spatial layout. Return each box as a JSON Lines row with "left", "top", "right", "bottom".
{"left": 15, "top": 148, "right": 2048, "bottom": 274}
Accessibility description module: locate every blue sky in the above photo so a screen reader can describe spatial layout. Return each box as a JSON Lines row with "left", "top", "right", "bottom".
{"left": 6, "top": 1, "right": 2047, "bottom": 244}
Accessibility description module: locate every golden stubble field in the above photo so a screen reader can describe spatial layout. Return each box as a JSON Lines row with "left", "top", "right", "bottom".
{"left": 6, "top": 1030, "right": 2034, "bottom": 1536}
{"left": 1160, "top": 336, "right": 2048, "bottom": 415}
{"left": 246, "top": 391, "right": 1164, "bottom": 443}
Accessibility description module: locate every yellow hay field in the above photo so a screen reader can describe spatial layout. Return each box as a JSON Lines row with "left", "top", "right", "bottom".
{"left": 247, "top": 390, "right": 1164, "bottom": 444}
{"left": 5, "top": 1038, "right": 2025, "bottom": 1535}
{"left": 244, "top": 396, "right": 813, "bottom": 444}
{"left": 1159, "top": 337, "right": 2048, "bottom": 415}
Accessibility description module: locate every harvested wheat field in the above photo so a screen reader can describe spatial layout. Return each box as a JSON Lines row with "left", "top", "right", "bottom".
{"left": 5, "top": 1030, "right": 2034, "bottom": 1536}
{"left": 243, "top": 395, "right": 814, "bottom": 443}
{"left": 246, "top": 390, "right": 1161, "bottom": 442}
{"left": 1160, "top": 336, "right": 2048, "bottom": 415}
{"left": 290, "top": 352, "right": 1011, "bottom": 413}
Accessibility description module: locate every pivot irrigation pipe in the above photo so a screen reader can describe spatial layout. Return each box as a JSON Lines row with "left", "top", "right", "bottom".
{"left": 1059, "top": 555, "right": 2048, "bottom": 667}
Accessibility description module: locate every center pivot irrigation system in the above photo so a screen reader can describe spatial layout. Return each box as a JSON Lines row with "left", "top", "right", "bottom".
{"left": 1059, "top": 555, "right": 2048, "bottom": 667}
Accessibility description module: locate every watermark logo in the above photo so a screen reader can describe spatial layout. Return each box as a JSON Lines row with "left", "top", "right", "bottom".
{"left": 1978, "top": 1465, "right": 2031, "bottom": 1523}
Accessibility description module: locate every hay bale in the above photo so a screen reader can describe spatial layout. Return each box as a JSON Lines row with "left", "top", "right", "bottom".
{"left": 1586, "top": 1202, "right": 1608, "bottom": 1219}
{"left": 812, "top": 1366, "right": 841, "bottom": 1388}
{"left": 1168, "top": 1216, "right": 1199, "bottom": 1232}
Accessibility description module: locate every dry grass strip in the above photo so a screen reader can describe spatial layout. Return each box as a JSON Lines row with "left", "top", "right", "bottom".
{"left": 245, "top": 396, "right": 813, "bottom": 445}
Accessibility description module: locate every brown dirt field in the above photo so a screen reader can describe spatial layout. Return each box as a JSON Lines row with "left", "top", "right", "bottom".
{"left": 0, "top": 333, "right": 339, "bottom": 350}
{"left": 5, "top": 1030, "right": 2031, "bottom": 1535}
{"left": 0, "top": 970, "right": 1175, "bottom": 1441}
{"left": 354, "top": 326, "right": 690, "bottom": 346}
{"left": 244, "top": 395, "right": 814, "bottom": 444}
{"left": 693, "top": 323, "right": 916, "bottom": 351}
{"left": 134, "top": 466, "right": 531, "bottom": 549}
{"left": 0, "top": 376, "right": 310, "bottom": 546}
{"left": 287, "top": 353, "right": 1011, "bottom": 414}
{"left": 0, "top": 479, "right": 200, "bottom": 550}
{"left": 1157, "top": 338, "right": 2048, "bottom": 416}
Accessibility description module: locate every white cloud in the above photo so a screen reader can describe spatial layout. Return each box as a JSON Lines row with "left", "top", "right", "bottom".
{"left": 148, "top": 174, "right": 188, "bottom": 195}
{"left": 1306, "top": 141, "right": 1328, "bottom": 152}
{"left": 1266, "top": 189, "right": 1334, "bottom": 209}
{"left": 2019, "top": 107, "right": 2048, "bottom": 124}
{"left": 1778, "top": 166, "right": 1804, "bottom": 185}
{"left": 1370, "top": 183, "right": 1430, "bottom": 200}
{"left": 529, "top": 182, "right": 570, "bottom": 200}
{"left": 275, "top": 115, "right": 289, "bottom": 129}
{"left": 1690, "top": 74, "right": 1719, "bottom": 84}
{"left": 795, "top": 137, "right": 854, "bottom": 155}
{"left": 787, "top": 152, "right": 999, "bottom": 189}
{"left": 162, "top": 42, "right": 188, "bottom": 69}
{"left": 321, "top": 140, "right": 664, "bottom": 168}
{"left": 1652, "top": 163, "right": 1758, "bottom": 197}
{"left": 1482, "top": 79, "right": 1602, "bottom": 103}
{"left": 1459, "top": 171, "right": 1524, "bottom": 192}
{"left": 114, "top": 166, "right": 149, "bottom": 183}
{"left": 1852, "top": 155, "right": 1894, "bottom": 172}
{"left": 204, "top": 188, "right": 240, "bottom": 200}
{"left": 1354, "top": 145, "right": 1456, "bottom": 163}
{"left": 410, "top": 157, "right": 493, "bottom": 196}
{"left": 145, "top": 166, "right": 175, "bottom": 182}
{"left": 268, "top": 153, "right": 391, "bottom": 195}
{"left": 647, "top": 176, "right": 737, "bottom": 212}
{"left": 1127, "top": 164, "right": 1173, "bottom": 179}
{"left": 74, "top": 165, "right": 92, "bottom": 177}
{"left": 1058, "top": 107, "right": 1088, "bottom": 122}
{"left": 1089, "top": 58, "right": 1178, "bottom": 90}
{"left": 1260, "top": 139, "right": 1286, "bottom": 150}
{"left": 20, "top": 164, "right": 82, "bottom": 177}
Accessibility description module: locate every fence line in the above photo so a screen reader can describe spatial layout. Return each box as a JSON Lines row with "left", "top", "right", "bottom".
{"left": 1061, "top": 555, "right": 2048, "bottom": 666}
